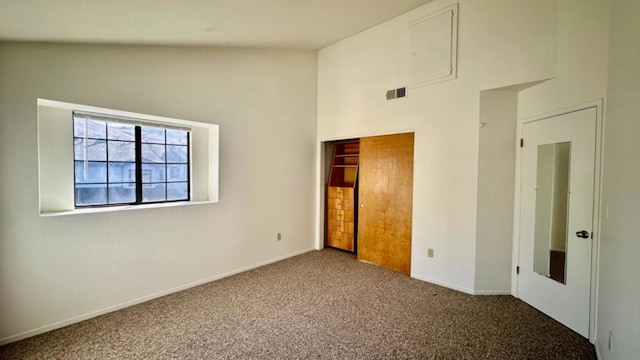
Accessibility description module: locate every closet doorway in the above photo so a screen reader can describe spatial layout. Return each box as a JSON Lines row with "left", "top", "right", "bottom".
{"left": 324, "top": 132, "right": 414, "bottom": 275}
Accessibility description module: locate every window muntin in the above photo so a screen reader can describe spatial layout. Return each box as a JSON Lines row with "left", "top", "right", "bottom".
{"left": 140, "top": 126, "right": 189, "bottom": 203}
{"left": 73, "top": 114, "right": 190, "bottom": 207}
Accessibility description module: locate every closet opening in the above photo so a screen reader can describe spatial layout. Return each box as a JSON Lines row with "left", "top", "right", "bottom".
{"left": 321, "top": 133, "right": 415, "bottom": 275}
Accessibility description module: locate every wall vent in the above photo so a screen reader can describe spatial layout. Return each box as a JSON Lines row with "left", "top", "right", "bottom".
{"left": 386, "top": 87, "right": 407, "bottom": 100}
{"left": 386, "top": 89, "right": 396, "bottom": 100}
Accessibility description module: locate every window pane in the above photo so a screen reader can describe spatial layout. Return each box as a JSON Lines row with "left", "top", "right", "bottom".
{"left": 142, "top": 164, "right": 166, "bottom": 183}
{"left": 75, "top": 161, "right": 107, "bottom": 183}
{"left": 108, "top": 162, "right": 136, "bottom": 183}
{"left": 167, "top": 145, "right": 187, "bottom": 163}
{"left": 108, "top": 183, "right": 136, "bottom": 203}
{"left": 74, "top": 138, "right": 106, "bottom": 161}
{"left": 75, "top": 184, "right": 107, "bottom": 206}
{"left": 141, "top": 127, "right": 165, "bottom": 143}
{"left": 143, "top": 183, "right": 166, "bottom": 202}
{"left": 107, "top": 123, "right": 135, "bottom": 141}
{"left": 74, "top": 118, "right": 86, "bottom": 137}
{"left": 108, "top": 140, "right": 136, "bottom": 162}
{"left": 141, "top": 144, "right": 165, "bottom": 163}
{"left": 167, "top": 164, "right": 188, "bottom": 182}
{"left": 167, "top": 182, "right": 188, "bottom": 200}
{"left": 166, "top": 129, "right": 188, "bottom": 145}
{"left": 86, "top": 119, "right": 107, "bottom": 139}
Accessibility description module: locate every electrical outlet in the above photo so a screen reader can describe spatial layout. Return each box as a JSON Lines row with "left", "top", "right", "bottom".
{"left": 277, "top": 233, "right": 282, "bottom": 241}
{"left": 427, "top": 248, "right": 434, "bottom": 258}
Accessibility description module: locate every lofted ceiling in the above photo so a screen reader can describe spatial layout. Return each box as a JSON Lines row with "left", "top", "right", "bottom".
{"left": 0, "top": 0, "right": 432, "bottom": 49}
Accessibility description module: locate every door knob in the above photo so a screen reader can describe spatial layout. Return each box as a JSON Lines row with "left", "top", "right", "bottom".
{"left": 360, "top": 203, "right": 364, "bottom": 208}
{"left": 576, "top": 230, "right": 590, "bottom": 239}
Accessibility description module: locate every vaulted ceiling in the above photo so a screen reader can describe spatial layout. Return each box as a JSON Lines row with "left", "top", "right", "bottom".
{"left": 0, "top": 0, "right": 432, "bottom": 49}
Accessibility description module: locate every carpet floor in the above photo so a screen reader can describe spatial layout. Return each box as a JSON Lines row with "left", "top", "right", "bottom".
{"left": 0, "top": 248, "right": 596, "bottom": 359}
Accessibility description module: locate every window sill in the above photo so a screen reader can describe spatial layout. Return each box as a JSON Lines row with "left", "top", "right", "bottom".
{"left": 40, "top": 200, "right": 216, "bottom": 217}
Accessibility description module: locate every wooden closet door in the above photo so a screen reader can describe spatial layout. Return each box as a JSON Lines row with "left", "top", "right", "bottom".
{"left": 357, "top": 133, "right": 414, "bottom": 275}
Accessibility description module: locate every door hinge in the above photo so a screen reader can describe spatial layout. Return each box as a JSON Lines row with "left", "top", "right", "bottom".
{"left": 516, "top": 266, "right": 520, "bottom": 275}
{"left": 520, "top": 138, "right": 524, "bottom": 148}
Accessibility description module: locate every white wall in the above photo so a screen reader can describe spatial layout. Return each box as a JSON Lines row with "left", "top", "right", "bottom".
{"left": 474, "top": 90, "right": 517, "bottom": 293}
{"left": 517, "top": 0, "right": 610, "bottom": 119}
{"left": 596, "top": 0, "right": 640, "bottom": 358}
{"left": 0, "top": 43, "right": 317, "bottom": 343}
{"left": 318, "top": 0, "right": 556, "bottom": 293}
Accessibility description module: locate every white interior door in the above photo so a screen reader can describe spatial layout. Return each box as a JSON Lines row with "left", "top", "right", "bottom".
{"left": 518, "top": 107, "right": 597, "bottom": 338}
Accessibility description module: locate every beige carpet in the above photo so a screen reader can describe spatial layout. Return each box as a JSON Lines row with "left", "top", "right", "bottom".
{"left": 0, "top": 248, "right": 595, "bottom": 359}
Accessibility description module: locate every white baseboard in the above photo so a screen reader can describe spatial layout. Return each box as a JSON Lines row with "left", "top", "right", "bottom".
{"left": 410, "top": 274, "right": 511, "bottom": 296}
{"left": 472, "top": 290, "right": 512, "bottom": 295}
{"left": 0, "top": 248, "right": 315, "bottom": 346}
{"left": 410, "top": 273, "right": 475, "bottom": 295}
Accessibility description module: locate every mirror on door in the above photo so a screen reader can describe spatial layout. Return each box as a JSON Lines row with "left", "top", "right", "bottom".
{"left": 533, "top": 142, "right": 571, "bottom": 284}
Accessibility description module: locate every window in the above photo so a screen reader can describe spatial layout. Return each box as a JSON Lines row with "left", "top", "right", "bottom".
{"left": 38, "top": 99, "right": 218, "bottom": 215}
{"left": 73, "top": 113, "right": 190, "bottom": 207}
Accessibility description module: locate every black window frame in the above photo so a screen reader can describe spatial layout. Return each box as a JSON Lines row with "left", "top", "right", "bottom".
{"left": 73, "top": 112, "right": 191, "bottom": 208}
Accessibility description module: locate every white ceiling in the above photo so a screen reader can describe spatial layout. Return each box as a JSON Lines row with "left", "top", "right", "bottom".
{"left": 0, "top": 0, "right": 432, "bottom": 49}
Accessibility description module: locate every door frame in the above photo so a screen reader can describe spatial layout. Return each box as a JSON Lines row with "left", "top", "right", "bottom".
{"left": 511, "top": 99, "right": 604, "bottom": 343}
